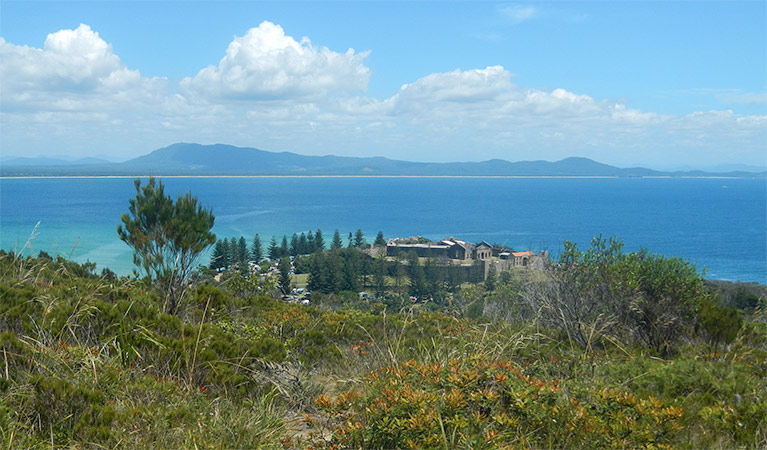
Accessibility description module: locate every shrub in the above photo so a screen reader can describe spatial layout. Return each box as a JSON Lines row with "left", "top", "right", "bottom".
{"left": 316, "top": 357, "right": 685, "bottom": 450}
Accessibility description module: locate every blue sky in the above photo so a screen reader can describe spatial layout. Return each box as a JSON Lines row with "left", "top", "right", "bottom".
{"left": 1, "top": 1, "right": 765, "bottom": 169}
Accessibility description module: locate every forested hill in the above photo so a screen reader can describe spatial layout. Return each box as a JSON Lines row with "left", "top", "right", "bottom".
{"left": 2, "top": 142, "right": 765, "bottom": 177}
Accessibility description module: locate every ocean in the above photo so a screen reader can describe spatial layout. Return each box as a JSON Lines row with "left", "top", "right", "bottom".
{"left": 1, "top": 176, "right": 765, "bottom": 283}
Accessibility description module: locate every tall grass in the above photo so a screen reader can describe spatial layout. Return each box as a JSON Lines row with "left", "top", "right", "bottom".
{"left": 2, "top": 252, "right": 765, "bottom": 449}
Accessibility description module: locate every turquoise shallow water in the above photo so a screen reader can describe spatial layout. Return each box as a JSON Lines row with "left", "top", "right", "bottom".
{"left": 1, "top": 176, "right": 765, "bottom": 283}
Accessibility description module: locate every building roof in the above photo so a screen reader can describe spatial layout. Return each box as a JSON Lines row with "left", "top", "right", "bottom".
{"left": 512, "top": 251, "right": 534, "bottom": 257}
{"left": 388, "top": 242, "right": 451, "bottom": 249}
{"left": 441, "top": 237, "right": 471, "bottom": 248}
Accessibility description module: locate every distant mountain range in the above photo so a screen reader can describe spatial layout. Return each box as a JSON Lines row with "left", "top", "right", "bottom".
{"left": 1, "top": 156, "right": 115, "bottom": 167}
{"left": 2, "top": 143, "right": 765, "bottom": 178}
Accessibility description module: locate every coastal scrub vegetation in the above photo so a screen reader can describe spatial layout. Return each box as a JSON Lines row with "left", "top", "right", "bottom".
{"left": 1, "top": 246, "right": 765, "bottom": 448}
{"left": 117, "top": 177, "right": 215, "bottom": 314}
{"left": 1, "top": 188, "right": 765, "bottom": 448}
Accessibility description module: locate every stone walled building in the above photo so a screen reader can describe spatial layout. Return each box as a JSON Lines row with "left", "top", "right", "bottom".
{"left": 485, "top": 250, "right": 549, "bottom": 278}
{"left": 386, "top": 236, "right": 548, "bottom": 279}
{"left": 387, "top": 237, "right": 475, "bottom": 260}
{"left": 474, "top": 241, "right": 493, "bottom": 260}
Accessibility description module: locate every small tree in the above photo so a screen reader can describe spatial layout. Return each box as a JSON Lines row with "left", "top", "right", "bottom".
{"left": 354, "top": 229, "right": 366, "bottom": 248}
{"left": 315, "top": 229, "right": 325, "bottom": 252}
{"left": 280, "top": 235, "right": 289, "bottom": 258}
{"left": 118, "top": 177, "right": 215, "bottom": 314}
{"left": 237, "top": 236, "right": 248, "bottom": 266}
{"left": 251, "top": 234, "right": 263, "bottom": 262}
{"left": 268, "top": 237, "right": 280, "bottom": 261}
{"left": 210, "top": 240, "right": 225, "bottom": 271}
{"left": 298, "top": 233, "right": 309, "bottom": 255}
{"left": 331, "top": 229, "right": 343, "bottom": 250}
{"left": 374, "top": 231, "right": 386, "bottom": 247}
{"left": 278, "top": 257, "right": 292, "bottom": 295}
{"left": 228, "top": 237, "right": 238, "bottom": 267}
{"left": 406, "top": 251, "right": 427, "bottom": 297}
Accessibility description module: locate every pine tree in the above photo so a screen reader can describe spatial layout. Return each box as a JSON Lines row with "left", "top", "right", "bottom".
{"left": 237, "top": 236, "right": 248, "bottom": 266}
{"left": 347, "top": 232, "right": 353, "bottom": 248}
{"left": 374, "top": 231, "right": 386, "bottom": 247}
{"left": 268, "top": 237, "right": 280, "bottom": 261}
{"left": 117, "top": 177, "right": 215, "bottom": 315}
{"left": 251, "top": 234, "right": 262, "bottom": 262}
{"left": 331, "top": 229, "right": 343, "bottom": 250}
{"left": 221, "top": 238, "right": 232, "bottom": 269}
{"left": 314, "top": 229, "right": 325, "bottom": 252}
{"left": 210, "top": 240, "right": 225, "bottom": 271}
{"left": 340, "top": 249, "right": 363, "bottom": 292}
{"left": 290, "top": 233, "right": 299, "bottom": 256}
{"left": 298, "top": 232, "right": 308, "bottom": 255}
{"left": 229, "top": 237, "right": 238, "bottom": 266}
{"left": 407, "top": 251, "right": 427, "bottom": 297}
{"left": 354, "top": 229, "right": 366, "bottom": 248}
{"left": 373, "top": 255, "right": 387, "bottom": 293}
{"left": 280, "top": 235, "right": 289, "bottom": 258}
{"left": 307, "top": 231, "right": 315, "bottom": 254}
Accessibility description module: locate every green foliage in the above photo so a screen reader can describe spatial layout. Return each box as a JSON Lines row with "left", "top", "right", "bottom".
{"left": 314, "top": 228, "right": 325, "bottom": 252}
{"left": 209, "top": 239, "right": 226, "bottom": 271}
{"left": 525, "top": 236, "right": 715, "bottom": 356}
{"left": 278, "top": 257, "right": 292, "bottom": 295}
{"left": 117, "top": 177, "right": 215, "bottom": 314}
{"left": 251, "top": 233, "right": 263, "bottom": 262}
{"left": 211, "top": 235, "right": 254, "bottom": 272}
{"left": 624, "top": 251, "right": 709, "bottom": 356}
{"left": 2, "top": 249, "right": 765, "bottom": 450}
{"left": 354, "top": 228, "right": 366, "bottom": 248}
{"left": 465, "top": 298, "right": 485, "bottom": 320}
{"left": 268, "top": 236, "right": 280, "bottom": 260}
{"left": 27, "top": 375, "right": 115, "bottom": 442}
{"left": 316, "top": 358, "right": 685, "bottom": 450}
{"left": 707, "top": 280, "right": 766, "bottom": 312}
{"left": 698, "top": 299, "right": 743, "bottom": 349}
{"left": 307, "top": 248, "right": 370, "bottom": 294}
{"left": 331, "top": 229, "right": 343, "bottom": 250}
{"left": 237, "top": 236, "right": 248, "bottom": 265}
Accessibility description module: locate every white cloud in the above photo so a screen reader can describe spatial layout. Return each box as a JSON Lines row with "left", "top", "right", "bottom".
{"left": 0, "top": 24, "right": 164, "bottom": 112}
{"left": 393, "top": 66, "right": 513, "bottom": 105}
{"left": 499, "top": 5, "right": 538, "bottom": 24}
{"left": 1, "top": 23, "right": 764, "bottom": 169}
{"left": 180, "top": 21, "right": 371, "bottom": 101}
{"left": 332, "top": 66, "right": 764, "bottom": 165}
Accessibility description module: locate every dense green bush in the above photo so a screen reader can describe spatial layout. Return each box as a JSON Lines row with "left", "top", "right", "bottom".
{"left": 2, "top": 250, "right": 765, "bottom": 449}
{"left": 315, "top": 357, "right": 686, "bottom": 450}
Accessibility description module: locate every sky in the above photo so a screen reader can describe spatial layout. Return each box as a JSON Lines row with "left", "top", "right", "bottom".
{"left": 0, "top": 1, "right": 765, "bottom": 170}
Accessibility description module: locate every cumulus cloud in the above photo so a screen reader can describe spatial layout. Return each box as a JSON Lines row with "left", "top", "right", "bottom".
{"left": 180, "top": 21, "right": 371, "bottom": 101}
{"left": 381, "top": 66, "right": 652, "bottom": 128}
{"left": 337, "top": 65, "right": 764, "bottom": 164}
{"left": 1, "top": 23, "right": 764, "bottom": 168}
{"left": 392, "top": 66, "right": 512, "bottom": 105}
{"left": 0, "top": 24, "right": 164, "bottom": 112}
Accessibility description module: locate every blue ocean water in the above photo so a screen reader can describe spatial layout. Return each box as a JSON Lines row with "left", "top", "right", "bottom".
{"left": 1, "top": 176, "right": 765, "bottom": 283}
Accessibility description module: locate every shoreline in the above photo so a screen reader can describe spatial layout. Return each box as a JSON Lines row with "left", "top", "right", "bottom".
{"left": 0, "top": 174, "right": 760, "bottom": 180}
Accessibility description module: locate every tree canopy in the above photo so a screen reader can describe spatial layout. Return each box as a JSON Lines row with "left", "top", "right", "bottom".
{"left": 118, "top": 177, "right": 215, "bottom": 314}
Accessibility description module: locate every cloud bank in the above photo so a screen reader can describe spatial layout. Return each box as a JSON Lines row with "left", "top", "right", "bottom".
{"left": 0, "top": 24, "right": 165, "bottom": 112}
{"left": 180, "top": 21, "right": 371, "bottom": 101}
{"left": 1, "top": 22, "right": 765, "bottom": 168}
